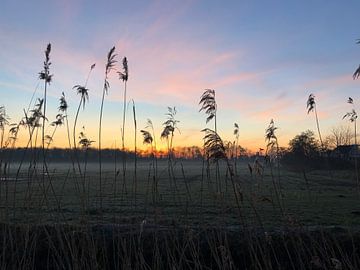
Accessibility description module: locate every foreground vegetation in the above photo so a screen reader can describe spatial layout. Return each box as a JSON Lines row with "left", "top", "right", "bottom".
{"left": 0, "top": 159, "right": 359, "bottom": 269}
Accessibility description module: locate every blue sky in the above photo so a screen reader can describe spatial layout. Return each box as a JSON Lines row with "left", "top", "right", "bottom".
{"left": 0, "top": 0, "right": 359, "bottom": 151}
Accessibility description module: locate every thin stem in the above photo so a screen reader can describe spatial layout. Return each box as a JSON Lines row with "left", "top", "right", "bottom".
{"left": 132, "top": 100, "right": 137, "bottom": 208}
{"left": 354, "top": 120, "right": 359, "bottom": 192}
{"left": 121, "top": 81, "right": 127, "bottom": 194}
{"left": 99, "top": 86, "right": 106, "bottom": 211}
{"left": 314, "top": 105, "right": 323, "bottom": 148}
{"left": 65, "top": 113, "right": 72, "bottom": 149}
{"left": 42, "top": 80, "right": 47, "bottom": 205}
{"left": 73, "top": 99, "right": 83, "bottom": 176}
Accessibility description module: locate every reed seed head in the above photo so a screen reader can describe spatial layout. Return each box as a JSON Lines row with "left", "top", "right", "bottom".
{"left": 201, "top": 128, "right": 226, "bottom": 162}
{"left": 307, "top": 93, "right": 315, "bottom": 114}
{"left": 199, "top": 89, "right": 216, "bottom": 123}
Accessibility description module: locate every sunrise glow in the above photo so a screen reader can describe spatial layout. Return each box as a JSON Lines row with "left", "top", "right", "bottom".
{"left": 1, "top": 0, "right": 359, "bottom": 152}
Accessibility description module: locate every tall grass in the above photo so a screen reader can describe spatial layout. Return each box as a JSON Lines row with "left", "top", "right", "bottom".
{"left": 131, "top": 99, "right": 137, "bottom": 207}
{"left": 99, "top": 46, "right": 116, "bottom": 211}
{"left": 38, "top": 44, "right": 52, "bottom": 150}
{"left": 146, "top": 119, "right": 158, "bottom": 180}
{"left": 199, "top": 89, "right": 222, "bottom": 193}
{"left": 141, "top": 119, "right": 158, "bottom": 203}
{"left": 265, "top": 119, "right": 284, "bottom": 216}
{"left": 78, "top": 127, "right": 95, "bottom": 205}
{"left": 38, "top": 44, "right": 52, "bottom": 205}
{"left": 201, "top": 128, "right": 243, "bottom": 221}
{"left": 118, "top": 57, "right": 129, "bottom": 194}
{"left": 73, "top": 64, "right": 95, "bottom": 176}
{"left": 307, "top": 93, "right": 323, "bottom": 148}
{"left": 161, "top": 107, "right": 180, "bottom": 199}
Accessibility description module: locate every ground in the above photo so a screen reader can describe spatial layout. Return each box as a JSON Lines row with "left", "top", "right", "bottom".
{"left": 1, "top": 159, "right": 359, "bottom": 229}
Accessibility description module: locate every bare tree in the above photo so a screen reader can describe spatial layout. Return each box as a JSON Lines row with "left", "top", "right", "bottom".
{"left": 325, "top": 125, "right": 353, "bottom": 149}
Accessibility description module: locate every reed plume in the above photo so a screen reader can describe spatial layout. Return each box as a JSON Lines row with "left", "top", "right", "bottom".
{"left": 265, "top": 119, "right": 278, "bottom": 152}
{"left": 202, "top": 128, "right": 226, "bottom": 161}
{"left": 161, "top": 107, "right": 179, "bottom": 157}
{"left": 140, "top": 130, "right": 153, "bottom": 145}
{"left": 199, "top": 89, "right": 217, "bottom": 130}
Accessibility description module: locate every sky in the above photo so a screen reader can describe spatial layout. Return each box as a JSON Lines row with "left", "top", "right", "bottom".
{"left": 0, "top": 0, "right": 359, "bottom": 152}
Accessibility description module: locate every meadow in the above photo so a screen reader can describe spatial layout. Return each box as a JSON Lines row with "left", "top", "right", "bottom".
{"left": 3, "top": 160, "right": 360, "bottom": 228}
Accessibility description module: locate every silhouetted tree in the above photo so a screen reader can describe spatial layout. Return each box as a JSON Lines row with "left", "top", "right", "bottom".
{"left": 282, "top": 130, "right": 321, "bottom": 180}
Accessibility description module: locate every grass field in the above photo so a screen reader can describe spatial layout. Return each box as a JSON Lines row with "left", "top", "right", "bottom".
{"left": 2, "top": 159, "right": 359, "bottom": 229}
{"left": 1, "top": 159, "right": 360, "bottom": 269}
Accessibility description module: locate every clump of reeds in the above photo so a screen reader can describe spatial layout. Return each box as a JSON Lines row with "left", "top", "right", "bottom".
{"left": 201, "top": 128, "right": 243, "bottom": 219}
{"left": 141, "top": 119, "right": 159, "bottom": 204}
{"left": 265, "top": 119, "right": 284, "bottom": 215}
{"left": 199, "top": 89, "right": 222, "bottom": 192}
{"left": 161, "top": 107, "right": 180, "bottom": 198}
